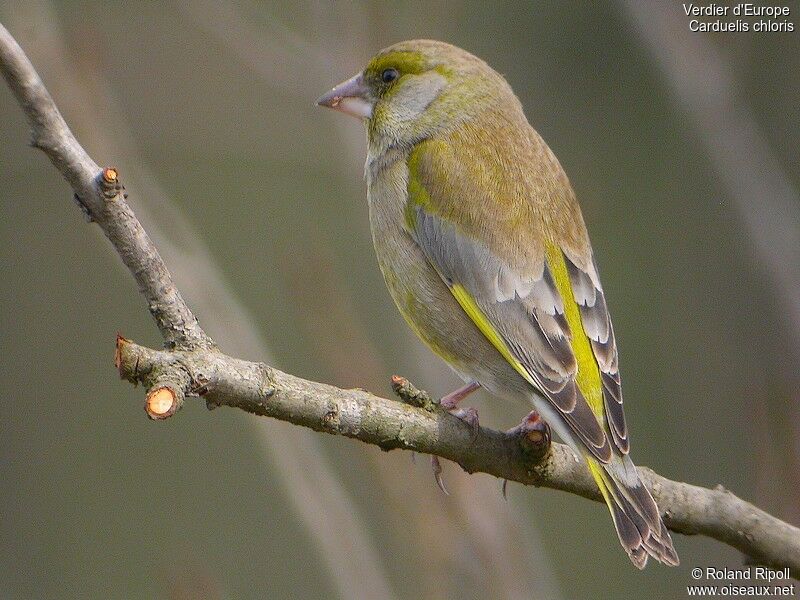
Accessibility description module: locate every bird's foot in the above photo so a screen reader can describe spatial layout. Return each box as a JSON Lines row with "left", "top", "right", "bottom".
{"left": 439, "top": 380, "right": 481, "bottom": 432}
{"left": 445, "top": 405, "right": 480, "bottom": 431}
{"left": 426, "top": 381, "right": 482, "bottom": 494}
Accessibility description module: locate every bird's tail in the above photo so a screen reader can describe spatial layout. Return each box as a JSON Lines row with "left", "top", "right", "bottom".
{"left": 587, "top": 455, "right": 679, "bottom": 568}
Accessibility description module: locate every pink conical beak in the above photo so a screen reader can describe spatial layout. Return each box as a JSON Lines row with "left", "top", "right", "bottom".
{"left": 316, "top": 73, "right": 374, "bottom": 119}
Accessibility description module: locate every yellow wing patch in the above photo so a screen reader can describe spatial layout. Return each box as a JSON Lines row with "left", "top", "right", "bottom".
{"left": 544, "top": 242, "right": 605, "bottom": 419}
{"left": 449, "top": 284, "right": 536, "bottom": 386}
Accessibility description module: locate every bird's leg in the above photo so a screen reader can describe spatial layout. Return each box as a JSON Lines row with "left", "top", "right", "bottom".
{"left": 440, "top": 380, "right": 481, "bottom": 407}
{"left": 439, "top": 380, "right": 481, "bottom": 429}
{"left": 429, "top": 380, "right": 481, "bottom": 494}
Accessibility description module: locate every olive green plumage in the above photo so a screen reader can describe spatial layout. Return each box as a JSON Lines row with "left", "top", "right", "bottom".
{"left": 318, "top": 39, "right": 678, "bottom": 568}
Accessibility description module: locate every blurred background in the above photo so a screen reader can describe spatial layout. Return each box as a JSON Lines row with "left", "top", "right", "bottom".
{"left": 1, "top": 1, "right": 798, "bottom": 598}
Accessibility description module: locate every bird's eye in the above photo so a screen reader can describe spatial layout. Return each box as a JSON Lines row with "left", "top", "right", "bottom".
{"left": 381, "top": 68, "right": 399, "bottom": 83}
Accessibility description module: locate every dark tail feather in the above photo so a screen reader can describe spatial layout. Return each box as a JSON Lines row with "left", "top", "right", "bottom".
{"left": 589, "top": 457, "right": 679, "bottom": 568}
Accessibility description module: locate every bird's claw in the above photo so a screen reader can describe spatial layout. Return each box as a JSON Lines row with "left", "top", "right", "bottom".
{"left": 427, "top": 407, "right": 479, "bottom": 494}
{"left": 431, "top": 455, "right": 449, "bottom": 495}
{"left": 421, "top": 381, "right": 482, "bottom": 494}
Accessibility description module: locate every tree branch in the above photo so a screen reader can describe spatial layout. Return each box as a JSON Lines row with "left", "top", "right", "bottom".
{"left": 0, "top": 23, "right": 213, "bottom": 352}
{"left": 2, "top": 21, "right": 798, "bottom": 577}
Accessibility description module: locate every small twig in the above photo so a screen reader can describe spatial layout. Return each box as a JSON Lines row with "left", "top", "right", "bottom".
{"left": 391, "top": 375, "right": 437, "bottom": 411}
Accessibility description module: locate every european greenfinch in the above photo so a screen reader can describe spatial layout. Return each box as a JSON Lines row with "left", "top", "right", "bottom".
{"left": 317, "top": 40, "right": 678, "bottom": 569}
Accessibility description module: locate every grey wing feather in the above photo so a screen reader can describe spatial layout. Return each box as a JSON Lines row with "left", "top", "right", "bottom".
{"left": 411, "top": 207, "right": 613, "bottom": 462}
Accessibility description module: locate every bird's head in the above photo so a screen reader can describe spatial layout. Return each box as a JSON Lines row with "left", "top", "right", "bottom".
{"left": 317, "top": 40, "right": 517, "bottom": 149}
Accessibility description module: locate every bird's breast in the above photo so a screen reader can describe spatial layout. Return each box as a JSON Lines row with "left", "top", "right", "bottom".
{"left": 365, "top": 151, "right": 525, "bottom": 393}
{"left": 366, "top": 155, "right": 458, "bottom": 360}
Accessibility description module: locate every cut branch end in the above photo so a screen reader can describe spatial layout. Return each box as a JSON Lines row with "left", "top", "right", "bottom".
{"left": 100, "top": 166, "right": 124, "bottom": 199}
{"left": 145, "top": 385, "right": 183, "bottom": 420}
{"left": 102, "top": 167, "right": 117, "bottom": 183}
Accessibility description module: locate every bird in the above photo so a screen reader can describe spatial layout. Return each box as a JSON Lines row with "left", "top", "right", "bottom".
{"left": 317, "top": 39, "right": 679, "bottom": 569}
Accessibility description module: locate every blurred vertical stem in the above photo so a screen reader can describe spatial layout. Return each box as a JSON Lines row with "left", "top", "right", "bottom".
{"left": 5, "top": 3, "right": 395, "bottom": 598}
{"left": 619, "top": 0, "right": 800, "bottom": 521}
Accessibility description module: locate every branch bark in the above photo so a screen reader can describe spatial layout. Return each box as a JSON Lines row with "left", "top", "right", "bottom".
{"left": 2, "top": 21, "right": 798, "bottom": 577}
